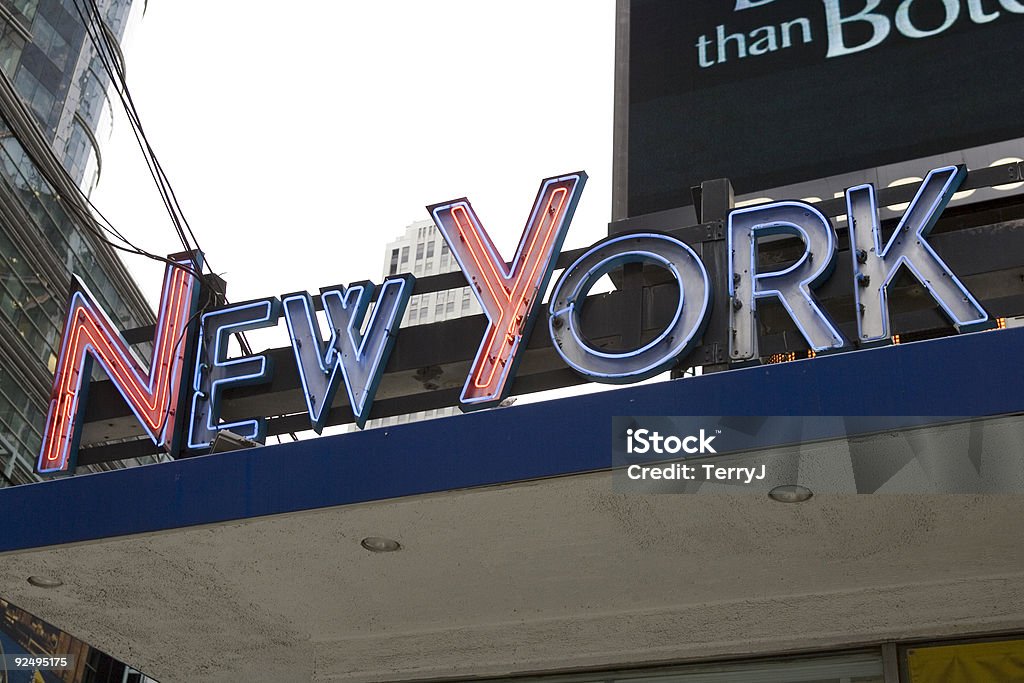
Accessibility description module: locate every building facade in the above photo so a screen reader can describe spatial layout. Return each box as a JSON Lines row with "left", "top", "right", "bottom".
{"left": 0, "top": 0, "right": 154, "bottom": 486}
{"left": 0, "top": 0, "right": 134, "bottom": 193}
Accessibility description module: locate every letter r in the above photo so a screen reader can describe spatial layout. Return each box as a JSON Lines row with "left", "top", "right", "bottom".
{"left": 728, "top": 201, "right": 845, "bottom": 360}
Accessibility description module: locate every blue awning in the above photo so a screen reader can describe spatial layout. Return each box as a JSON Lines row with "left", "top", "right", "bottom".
{"left": 1, "top": 326, "right": 1022, "bottom": 554}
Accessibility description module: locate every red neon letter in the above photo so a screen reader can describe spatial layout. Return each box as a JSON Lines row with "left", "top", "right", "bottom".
{"left": 428, "top": 173, "right": 586, "bottom": 409}
{"left": 36, "top": 254, "right": 201, "bottom": 474}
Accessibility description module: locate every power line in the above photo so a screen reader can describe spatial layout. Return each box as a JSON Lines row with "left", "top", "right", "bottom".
{"left": 71, "top": 0, "right": 201, "bottom": 268}
{"left": 71, "top": 0, "right": 254, "bottom": 354}
{"left": 0, "top": 70, "right": 205, "bottom": 283}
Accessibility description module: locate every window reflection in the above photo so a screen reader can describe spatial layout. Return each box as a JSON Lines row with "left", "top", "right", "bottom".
{"left": 13, "top": 64, "right": 56, "bottom": 127}
{"left": 0, "top": 21, "right": 26, "bottom": 76}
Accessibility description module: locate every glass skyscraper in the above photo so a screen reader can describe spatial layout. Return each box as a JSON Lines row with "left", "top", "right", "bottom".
{"left": 0, "top": 0, "right": 154, "bottom": 486}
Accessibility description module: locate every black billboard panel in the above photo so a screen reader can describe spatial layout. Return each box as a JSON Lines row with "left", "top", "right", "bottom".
{"left": 621, "top": 0, "right": 1024, "bottom": 218}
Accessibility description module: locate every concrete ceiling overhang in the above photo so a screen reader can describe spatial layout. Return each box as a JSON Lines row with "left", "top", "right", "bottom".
{"left": 1, "top": 328, "right": 1023, "bottom": 682}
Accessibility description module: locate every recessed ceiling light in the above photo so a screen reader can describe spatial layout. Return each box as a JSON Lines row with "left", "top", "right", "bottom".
{"left": 361, "top": 537, "right": 401, "bottom": 553}
{"left": 27, "top": 575, "right": 63, "bottom": 589}
{"left": 768, "top": 484, "right": 813, "bottom": 503}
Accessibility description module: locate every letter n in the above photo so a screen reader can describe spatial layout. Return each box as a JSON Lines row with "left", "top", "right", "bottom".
{"left": 36, "top": 253, "right": 202, "bottom": 474}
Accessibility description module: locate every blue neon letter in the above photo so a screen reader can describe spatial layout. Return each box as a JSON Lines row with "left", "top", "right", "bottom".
{"left": 729, "top": 202, "right": 845, "bottom": 361}
{"left": 282, "top": 276, "right": 413, "bottom": 431}
{"left": 187, "top": 298, "right": 281, "bottom": 449}
{"left": 549, "top": 233, "right": 712, "bottom": 382}
{"left": 846, "top": 165, "right": 988, "bottom": 343}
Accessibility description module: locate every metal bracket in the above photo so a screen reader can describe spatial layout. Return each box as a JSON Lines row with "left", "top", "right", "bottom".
{"left": 704, "top": 220, "right": 725, "bottom": 241}
{"left": 702, "top": 342, "right": 726, "bottom": 364}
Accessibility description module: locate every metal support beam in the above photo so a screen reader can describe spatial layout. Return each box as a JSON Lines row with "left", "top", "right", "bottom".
{"left": 694, "top": 178, "right": 732, "bottom": 375}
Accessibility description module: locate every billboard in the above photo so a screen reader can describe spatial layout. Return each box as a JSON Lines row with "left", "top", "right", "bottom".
{"left": 620, "top": 0, "right": 1024, "bottom": 218}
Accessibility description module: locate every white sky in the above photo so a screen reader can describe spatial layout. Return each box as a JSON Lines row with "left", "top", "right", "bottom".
{"left": 92, "top": 0, "right": 617, "bottom": 331}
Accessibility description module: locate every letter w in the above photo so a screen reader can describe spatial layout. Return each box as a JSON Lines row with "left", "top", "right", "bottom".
{"left": 37, "top": 253, "right": 202, "bottom": 474}
{"left": 428, "top": 172, "right": 586, "bottom": 410}
{"left": 282, "top": 275, "right": 413, "bottom": 431}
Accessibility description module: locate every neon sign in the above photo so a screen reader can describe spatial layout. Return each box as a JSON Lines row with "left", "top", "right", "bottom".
{"left": 429, "top": 173, "right": 585, "bottom": 409}
{"left": 845, "top": 165, "right": 989, "bottom": 343}
{"left": 282, "top": 276, "right": 413, "bottom": 431}
{"left": 38, "top": 253, "right": 201, "bottom": 473}
{"left": 549, "top": 233, "right": 711, "bottom": 382}
{"left": 188, "top": 297, "right": 281, "bottom": 449}
{"left": 728, "top": 201, "right": 844, "bottom": 360}
{"left": 36, "top": 166, "right": 991, "bottom": 474}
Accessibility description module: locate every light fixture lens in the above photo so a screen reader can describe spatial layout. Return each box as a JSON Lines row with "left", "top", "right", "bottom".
{"left": 768, "top": 484, "right": 813, "bottom": 503}
{"left": 27, "top": 576, "right": 63, "bottom": 589}
{"left": 361, "top": 537, "right": 401, "bottom": 553}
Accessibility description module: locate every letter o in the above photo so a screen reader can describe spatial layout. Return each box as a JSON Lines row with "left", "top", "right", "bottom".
{"left": 895, "top": 0, "right": 960, "bottom": 38}
{"left": 548, "top": 233, "right": 712, "bottom": 383}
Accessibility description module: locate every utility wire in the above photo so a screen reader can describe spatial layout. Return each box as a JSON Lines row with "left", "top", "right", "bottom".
{"left": 0, "top": 70, "right": 205, "bottom": 283}
{"left": 0, "top": 9, "right": 207, "bottom": 284}
{"left": 71, "top": 0, "right": 255, "bottom": 354}
{"left": 71, "top": 0, "right": 200, "bottom": 268}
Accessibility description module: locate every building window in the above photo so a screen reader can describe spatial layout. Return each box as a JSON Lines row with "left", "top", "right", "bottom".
{"left": 435, "top": 303, "right": 443, "bottom": 316}
{"left": 76, "top": 61, "right": 114, "bottom": 136}
{"left": 389, "top": 249, "right": 399, "bottom": 275}
{"left": 32, "top": 11, "right": 71, "bottom": 70}
{"left": 0, "top": 23, "right": 26, "bottom": 77}
{"left": 426, "top": 241, "right": 435, "bottom": 258}
{"left": 400, "top": 246, "right": 409, "bottom": 264}
{"left": 415, "top": 243, "right": 424, "bottom": 260}
{"left": 13, "top": 65, "right": 56, "bottom": 128}
{"left": 9, "top": 0, "right": 38, "bottom": 23}
{"left": 446, "top": 301, "right": 455, "bottom": 314}
{"left": 63, "top": 119, "right": 93, "bottom": 185}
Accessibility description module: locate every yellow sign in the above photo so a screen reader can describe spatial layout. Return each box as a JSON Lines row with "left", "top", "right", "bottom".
{"left": 908, "top": 639, "right": 1024, "bottom": 682}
